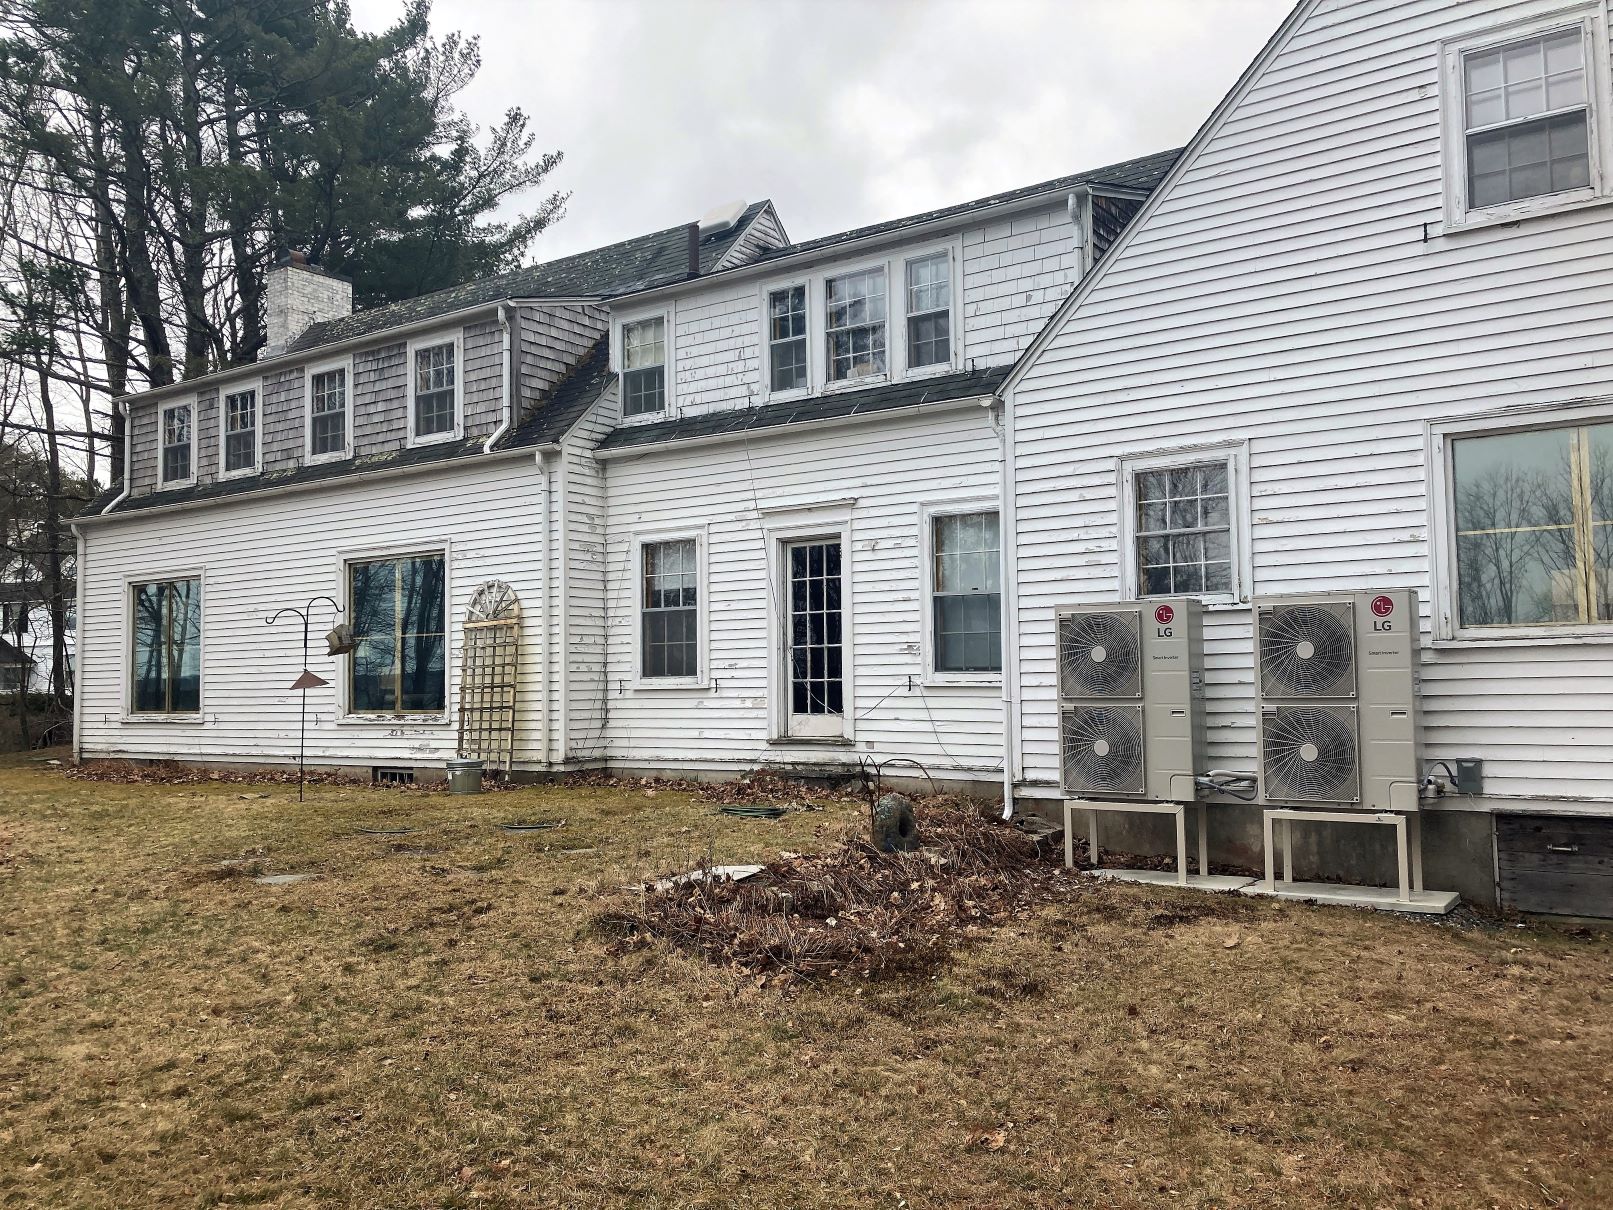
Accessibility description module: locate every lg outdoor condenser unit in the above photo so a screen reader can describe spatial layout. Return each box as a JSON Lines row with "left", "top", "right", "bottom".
{"left": 1057, "top": 599, "right": 1205, "bottom": 800}
{"left": 1254, "top": 588, "right": 1421, "bottom": 812}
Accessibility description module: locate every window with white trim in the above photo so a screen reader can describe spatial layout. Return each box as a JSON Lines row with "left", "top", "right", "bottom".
{"left": 622, "top": 317, "right": 667, "bottom": 417}
{"left": 1133, "top": 462, "right": 1233, "bottom": 596}
{"left": 1448, "top": 420, "right": 1613, "bottom": 628}
{"left": 223, "top": 388, "right": 257, "bottom": 473}
{"left": 768, "top": 285, "right": 808, "bottom": 393}
{"left": 309, "top": 365, "right": 348, "bottom": 457}
{"left": 1443, "top": 12, "right": 1611, "bottom": 225}
{"left": 347, "top": 553, "right": 446, "bottom": 713}
{"left": 412, "top": 340, "right": 458, "bottom": 438}
{"left": 905, "top": 252, "right": 951, "bottom": 370}
{"left": 160, "top": 401, "right": 193, "bottom": 485}
{"left": 931, "top": 510, "right": 1001, "bottom": 674}
{"left": 825, "top": 267, "right": 887, "bottom": 383}
{"left": 130, "top": 577, "right": 201, "bottom": 713}
{"left": 641, "top": 539, "right": 698, "bottom": 679}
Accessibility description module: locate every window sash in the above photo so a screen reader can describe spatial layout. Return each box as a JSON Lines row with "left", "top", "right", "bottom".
{"left": 413, "top": 342, "right": 457, "bottom": 437}
{"left": 224, "top": 390, "right": 256, "bottom": 472}
{"left": 641, "top": 539, "right": 698, "bottom": 679}
{"left": 768, "top": 285, "right": 808, "bottom": 393}
{"left": 622, "top": 318, "right": 667, "bottom": 416}
{"left": 1451, "top": 420, "right": 1613, "bottom": 628}
{"left": 130, "top": 578, "right": 201, "bottom": 713}
{"left": 161, "top": 405, "right": 192, "bottom": 483}
{"left": 310, "top": 368, "right": 347, "bottom": 455}
{"left": 1462, "top": 29, "right": 1593, "bottom": 208}
{"left": 825, "top": 268, "right": 888, "bottom": 382}
{"left": 1133, "top": 461, "right": 1234, "bottom": 597}
{"left": 932, "top": 511, "right": 1001, "bottom": 674}
{"left": 348, "top": 555, "right": 446, "bottom": 713}
{"left": 906, "top": 253, "right": 951, "bottom": 370}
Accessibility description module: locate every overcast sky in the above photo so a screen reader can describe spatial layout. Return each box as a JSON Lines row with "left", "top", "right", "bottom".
{"left": 348, "top": 0, "right": 1294, "bottom": 262}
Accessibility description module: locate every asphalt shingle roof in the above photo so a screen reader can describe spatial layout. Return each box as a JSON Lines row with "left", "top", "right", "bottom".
{"left": 286, "top": 202, "right": 772, "bottom": 355}
{"left": 596, "top": 364, "right": 1012, "bottom": 454}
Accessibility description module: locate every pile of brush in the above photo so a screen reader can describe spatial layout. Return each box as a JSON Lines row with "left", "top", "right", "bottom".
{"left": 604, "top": 801, "right": 1074, "bottom": 982}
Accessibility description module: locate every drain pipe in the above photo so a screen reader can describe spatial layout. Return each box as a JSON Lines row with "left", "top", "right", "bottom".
{"left": 536, "top": 448, "right": 552, "bottom": 768}
{"left": 69, "top": 522, "right": 86, "bottom": 763}
{"left": 994, "top": 393, "right": 1021, "bottom": 820}
{"left": 484, "top": 302, "right": 516, "bottom": 453}
{"left": 104, "top": 398, "right": 133, "bottom": 514}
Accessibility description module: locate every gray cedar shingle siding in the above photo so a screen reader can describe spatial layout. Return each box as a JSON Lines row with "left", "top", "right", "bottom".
{"left": 517, "top": 304, "right": 609, "bottom": 422}
{"left": 129, "top": 404, "right": 158, "bottom": 498}
{"left": 261, "top": 366, "right": 307, "bottom": 474}
{"left": 196, "top": 387, "right": 220, "bottom": 483}
{"left": 353, "top": 342, "right": 407, "bottom": 457}
{"left": 462, "top": 319, "right": 505, "bottom": 435}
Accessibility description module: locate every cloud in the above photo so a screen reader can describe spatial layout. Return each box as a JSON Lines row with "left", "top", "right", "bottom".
{"left": 348, "top": 0, "right": 1293, "bottom": 260}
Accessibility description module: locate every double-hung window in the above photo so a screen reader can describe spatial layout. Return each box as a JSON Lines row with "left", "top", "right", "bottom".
{"left": 932, "top": 511, "right": 1001, "bottom": 675}
{"left": 130, "top": 577, "right": 201, "bottom": 714}
{"left": 160, "top": 401, "right": 193, "bottom": 485}
{"left": 1448, "top": 420, "right": 1613, "bottom": 629}
{"left": 308, "top": 363, "right": 349, "bottom": 459}
{"left": 768, "top": 285, "right": 808, "bottom": 393}
{"left": 1465, "top": 29, "right": 1590, "bottom": 208}
{"left": 641, "top": 539, "right": 699, "bottom": 680}
{"left": 622, "top": 318, "right": 667, "bottom": 417}
{"left": 348, "top": 554, "right": 447, "bottom": 714}
{"left": 825, "top": 267, "right": 887, "bottom": 383}
{"left": 223, "top": 388, "right": 257, "bottom": 474}
{"left": 905, "top": 252, "right": 951, "bottom": 370}
{"left": 412, "top": 339, "right": 458, "bottom": 440}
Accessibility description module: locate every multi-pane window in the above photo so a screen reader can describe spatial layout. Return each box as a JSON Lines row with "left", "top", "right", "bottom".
{"left": 130, "top": 577, "right": 201, "bottom": 713}
{"left": 825, "top": 267, "right": 887, "bottom": 383}
{"left": 933, "top": 511, "right": 1001, "bottom": 674}
{"left": 309, "top": 366, "right": 348, "bottom": 457}
{"left": 768, "top": 285, "right": 808, "bottom": 393}
{"left": 1135, "top": 462, "right": 1233, "bottom": 595}
{"left": 223, "top": 389, "right": 256, "bottom": 473}
{"left": 1464, "top": 29, "right": 1591, "bottom": 208}
{"left": 348, "top": 554, "right": 446, "bottom": 713}
{"left": 641, "top": 539, "right": 698, "bottom": 679}
{"left": 413, "top": 341, "right": 457, "bottom": 438}
{"left": 906, "top": 253, "right": 951, "bottom": 370}
{"left": 1452, "top": 421, "right": 1613, "bottom": 627}
{"left": 161, "top": 403, "right": 192, "bottom": 484}
{"left": 622, "top": 318, "right": 667, "bottom": 417}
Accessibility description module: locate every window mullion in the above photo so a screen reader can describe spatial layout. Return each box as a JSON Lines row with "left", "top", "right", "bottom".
{"left": 394, "top": 563, "right": 405, "bottom": 712}
{"left": 1572, "top": 426, "right": 1596, "bottom": 623}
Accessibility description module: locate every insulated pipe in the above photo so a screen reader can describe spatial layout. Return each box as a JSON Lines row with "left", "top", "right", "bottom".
{"left": 484, "top": 302, "right": 516, "bottom": 453}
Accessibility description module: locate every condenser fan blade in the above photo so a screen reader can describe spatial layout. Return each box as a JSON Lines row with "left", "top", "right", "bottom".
{"left": 1263, "top": 706, "right": 1357, "bottom": 801}
{"left": 1061, "top": 706, "right": 1144, "bottom": 794}
{"left": 1059, "top": 611, "right": 1142, "bottom": 698}
{"left": 1260, "top": 604, "right": 1354, "bottom": 697}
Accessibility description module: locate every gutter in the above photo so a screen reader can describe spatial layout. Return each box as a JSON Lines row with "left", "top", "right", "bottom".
{"left": 591, "top": 391, "right": 995, "bottom": 462}
{"left": 74, "top": 441, "right": 553, "bottom": 527}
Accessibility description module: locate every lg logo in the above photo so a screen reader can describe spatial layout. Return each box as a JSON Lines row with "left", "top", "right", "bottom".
{"left": 1155, "top": 603, "right": 1174, "bottom": 637}
{"left": 1371, "top": 594, "right": 1395, "bottom": 631}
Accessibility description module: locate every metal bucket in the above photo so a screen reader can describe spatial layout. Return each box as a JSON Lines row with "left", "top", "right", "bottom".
{"left": 446, "top": 758, "right": 484, "bottom": 795}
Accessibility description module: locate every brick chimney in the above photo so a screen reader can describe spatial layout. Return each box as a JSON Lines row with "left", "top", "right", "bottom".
{"left": 265, "top": 251, "right": 353, "bottom": 357}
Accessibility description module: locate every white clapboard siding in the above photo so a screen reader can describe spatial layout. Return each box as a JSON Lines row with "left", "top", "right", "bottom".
{"left": 562, "top": 383, "right": 618, "bottom": 764}
{"left": 1009, "top": 0, "right": 1613, "bottom": 805}
{"left": 77, "top": 457, "right": 553, "bottom": 771}
{"left": 597, "top": 406, "right": 1006, "bottom": 775}
{"left": 664, "top": 201, "right": 1081, "bottom": 421}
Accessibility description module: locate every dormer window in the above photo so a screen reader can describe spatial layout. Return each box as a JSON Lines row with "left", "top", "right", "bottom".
{"left": 307, "top": 360, "right": 350, "bottom": 461}
{"left": 905, "top": 252, "right": 951, "bottom": 370}
{"left": 622, "top": 317, "right": 667, "bottom": 417}
{"left": 825, "top": 267, "right": 887, "bottom": 383}
{"left": 768, "top": 285, "right": 808, "bottom": 393}
{"left": 411, "top": 338, "right": 459, "bottom": 441}
{"left": 160, "top": 400, "right": 194, "bottom": 486}
{"left": 1442, "top": 12, "right": 1609, "bottom": 228}
{"left": 223, "top": 388, "right": 257, "bottom": 475}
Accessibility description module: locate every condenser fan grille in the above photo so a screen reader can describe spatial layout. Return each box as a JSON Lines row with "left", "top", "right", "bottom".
{"left": 1061, "top": 705, "right": 1146, "bottom": 795}
{"left": 1258, "top": 603, "right": 1355, "bottom": 698}
{"left": 1261, "top": 706, "right": 1359, "bottom": 803}
{"left": 1058, "top": 610, "right": 1142, "bottom": 699}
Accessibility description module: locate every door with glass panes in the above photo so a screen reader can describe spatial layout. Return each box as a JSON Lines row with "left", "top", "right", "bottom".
{"left": 784, "top": 538, "right": 845, "bottom": 738}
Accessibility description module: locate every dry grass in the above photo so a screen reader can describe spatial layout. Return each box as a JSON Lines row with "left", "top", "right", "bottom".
{"left": 1, "top": 751, "right": 1610, "bottom": 1209}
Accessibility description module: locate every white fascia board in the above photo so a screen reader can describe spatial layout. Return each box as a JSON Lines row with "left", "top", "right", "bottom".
{"left": 998, "top": 0, "right": 1320, "bottom": 400}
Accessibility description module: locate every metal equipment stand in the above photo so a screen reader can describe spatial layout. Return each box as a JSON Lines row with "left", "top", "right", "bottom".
{"left": 1242, "top": 808, "right": 1460, "bottom": 914}
{"left": 1064, "top": 799, "right": 1255, "bottom": 892}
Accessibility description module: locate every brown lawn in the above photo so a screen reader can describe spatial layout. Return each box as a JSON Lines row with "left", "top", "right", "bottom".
{"left": 1, "top": 753, "right": 1609, "bottom": 1209}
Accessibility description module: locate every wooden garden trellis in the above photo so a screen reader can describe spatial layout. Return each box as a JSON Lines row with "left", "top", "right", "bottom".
{"left": 457, "top": 580, "right": 521, "bottom": 774}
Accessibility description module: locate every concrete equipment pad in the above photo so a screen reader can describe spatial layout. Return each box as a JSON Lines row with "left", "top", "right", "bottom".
{"left": 1089, "top": 868, "right": 1255, "bottom": 893}
{"left": 1241, "top": 880, "right": 1460, "bottom": 915}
